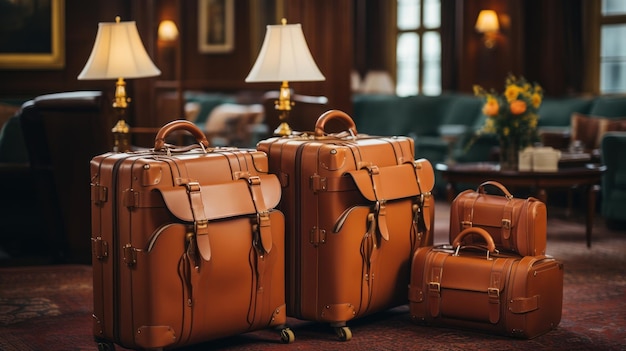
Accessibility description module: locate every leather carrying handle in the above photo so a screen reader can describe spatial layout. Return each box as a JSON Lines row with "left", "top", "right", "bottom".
{"left": 154, "top": 120, "right": 210, "bottom": 151}
{"left": 477, "top": 180, "right": 513, "bottom": 199}
{"left": 452, "top": 226, "right": 496, "bottom": 253}
{"left": 314, "top": 110, "right": 358, "bottom": 137}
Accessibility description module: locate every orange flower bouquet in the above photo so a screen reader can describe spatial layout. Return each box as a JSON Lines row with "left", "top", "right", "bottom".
{"left": 473, "top": 74, "right": 543, "bottom": 169}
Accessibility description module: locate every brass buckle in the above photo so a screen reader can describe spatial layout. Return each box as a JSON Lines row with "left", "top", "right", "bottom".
{"left": 488, "top": 287, "right": 500, "bottom": 298}
{"left": 428, "top": 282, "right": 441, "bottom": 293}
{"left": 501, "top": 219, "right": 511, "bottom": 230}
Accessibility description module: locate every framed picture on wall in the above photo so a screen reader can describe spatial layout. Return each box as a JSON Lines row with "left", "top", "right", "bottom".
{"left": 0, "top": 0, "right": 65, "bottom": 69}
{"left": 198, "top": 0, "right": 235, "bottom": 53}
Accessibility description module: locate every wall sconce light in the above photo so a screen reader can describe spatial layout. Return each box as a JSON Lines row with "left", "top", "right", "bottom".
{"left": 245, "top": 18, "right": 325, "bottom": 136}
{"left": 475, "top": 10, "right": 500, "bottom": 49}
{"left": 158, "top": 20, "right": 179, "bottom": 42}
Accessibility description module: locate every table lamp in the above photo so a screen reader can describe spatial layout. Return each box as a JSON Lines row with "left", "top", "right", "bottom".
{"left": 245, "top": 18, "right": 325, "bottom": 136}
{"left": 78, "top": 16, "right": 161, "bottom": 152}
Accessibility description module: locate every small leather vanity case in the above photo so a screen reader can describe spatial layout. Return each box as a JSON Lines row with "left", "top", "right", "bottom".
{"left": 257, "top": 110, "right": 435, "bottom": 340}
{"left": 409, "top": 227, "right": 563, "bottom": 339}
{"left": 449, "top": 180, "right": 547, "bottom": 256}
{"left": 90, "top": 120, "right": 293, "bottom": 350}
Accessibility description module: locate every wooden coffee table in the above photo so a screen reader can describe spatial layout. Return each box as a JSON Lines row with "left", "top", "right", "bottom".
{"left": 436, "top": 162, "right": 606, "bottom": 248}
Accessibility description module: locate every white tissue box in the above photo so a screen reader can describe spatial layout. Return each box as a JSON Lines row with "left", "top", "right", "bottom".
{"left": 518, "top": 147, "right": 561, "bottom": 172}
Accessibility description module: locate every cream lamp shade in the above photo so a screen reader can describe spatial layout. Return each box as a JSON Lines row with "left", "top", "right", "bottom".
{"left": 360, "top": 70, "right": 395, "bottom": 94}
{"left": 245, "top": 22, "right": 325, "bottom": 83}
{"left": 157, "top": 20, "right": 179, "bottom": 42}
{"left": 245, "top": 19, "right": 324, "bottom": 136}
{"left": 78, "top": 18, "right": 161, "bottom": 80}
{"left": 475, "top": 10, "right": 499, "bottom": 33}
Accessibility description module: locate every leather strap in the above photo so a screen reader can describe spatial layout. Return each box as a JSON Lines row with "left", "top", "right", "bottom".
{"left": 166, "top": 157, "right": 213, "bottom": 262}
{"left": 240, "top": 174, "right": 273, "bottom": 254}
{"left": 488, "top": 258, "right": 509, "bottom": 324}
{"left": 185, "top": 181, "right": 211, "bottom": 261}
{"left": 359, "top": 213, "right": 380, "bottom": 315}
{"left": 462, "top": 196, "right": 476, "bottom": 230}
{"left": 428, "top": 253, "right": 447, "bottom": 318}
{"left": 409, "top": 159, "right": 433, "bottom": 247}
{"left": 501, "top": 197, "right": 514, "bottom": 246}
{"left": 362, "top": 164, "right": 390, "bottom": 242}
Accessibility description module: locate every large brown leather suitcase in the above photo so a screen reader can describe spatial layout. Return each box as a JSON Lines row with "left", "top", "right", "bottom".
{"left": 257, "top": 110, "right": 435, "bottom": 340}
{"left": 90, "top": 120, "right": 294, "bottom": 350}
{"left": 449, "top": 180, "right": 547, "bottom": 256}
{"left": 409, "top": 227, "right": 563, "bottom": 339}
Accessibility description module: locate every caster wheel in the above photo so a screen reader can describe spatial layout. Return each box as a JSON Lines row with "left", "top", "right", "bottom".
{"left": 96, "top": 341, "right": 115, "bottom": 351}
{"left": 280, "top": 327, "right": 295, "bottom": 343}
{"left": 334, "top": 326, "right": 352, "bottom": 341}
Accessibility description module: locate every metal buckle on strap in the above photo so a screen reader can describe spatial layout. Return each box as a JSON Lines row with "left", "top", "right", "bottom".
{"left": 428, "top": 282, "right": 441, "bottom": 293}
{"left": 461, "top": 220, "right": 472, "bottom": 228}
{"left": 375, "top": 199, "right": 387, "bottom": 212}
{"left": 501, "top": 219, "right": 511, "bottom": 230}
{"left": 195, "top": 219, "right": 208, "bottom": 232}
{"left": 488, "top": 287, "right": 500, "bottom": 300}
{"left": 186, "top": 181, "right": 201, "bottom": 192}
{"left": 247, "top": 175, "right": 261, "bottom": 186}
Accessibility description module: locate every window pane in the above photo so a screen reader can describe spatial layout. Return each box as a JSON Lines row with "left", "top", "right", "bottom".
{"left": 423, "top": 0, "right": 441, "bottom": 29}
{"left": 422, "top": 31, "right": 441, "bottom": 95}
{"left": 398, "top": 0, "right": 419, "bottom": 30}
{"left": 397, "top": 33, "right": 419, "bottom": 96}
{"left": 602, "top": 0, "right": 626, "bottom": 15}
{"left": 601, "top": 24, "right": 626, "bottom": 93}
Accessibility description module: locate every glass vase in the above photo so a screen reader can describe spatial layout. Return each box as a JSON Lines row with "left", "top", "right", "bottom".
{"left": 499, "top": 138, "right": 519, "bottom": 171}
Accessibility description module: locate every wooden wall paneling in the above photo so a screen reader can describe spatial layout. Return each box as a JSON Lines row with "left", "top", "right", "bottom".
{"left": 283, "top": 0, "right": 354, "bottom": 116}
{"left": 455, "top": 0, "right": 524, "bottom": 93}
{"left": 178, "top": 0, "right": 258, "bottom": 92}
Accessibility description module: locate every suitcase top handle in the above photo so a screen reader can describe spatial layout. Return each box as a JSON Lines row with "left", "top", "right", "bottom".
{"left": 315, "top": 109, "right": 357, "bottom": 137}
{"left": 452, "top": 227, "right": 497, "bottom": 259}
{"left": 477, "top": 180, "right": 513, "bottom": 200}
{"left": 154, "top": 120, "right": 210, "bottom": 151}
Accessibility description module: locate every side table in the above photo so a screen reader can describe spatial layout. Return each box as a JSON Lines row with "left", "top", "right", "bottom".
{"left": 436, "top": 162, "right": 606, "bottom": 248}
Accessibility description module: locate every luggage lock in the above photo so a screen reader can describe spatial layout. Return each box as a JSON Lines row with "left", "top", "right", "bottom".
{"left": 123, "top": 244, "right": 140, "bottom": 266}
{"left": 91, "top": 236, "right": 108, "bottom": 260}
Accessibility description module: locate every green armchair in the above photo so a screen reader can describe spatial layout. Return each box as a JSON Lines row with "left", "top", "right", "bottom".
{"left": 600, "top": 131, "right": 626, "bottom": 228}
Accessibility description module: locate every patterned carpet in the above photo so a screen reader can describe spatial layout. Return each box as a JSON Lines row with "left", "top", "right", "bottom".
{"left": 0, "top": 201, "right": 624, "bottom": 351}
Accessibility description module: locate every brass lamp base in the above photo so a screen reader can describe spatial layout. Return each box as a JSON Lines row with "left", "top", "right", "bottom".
{"left": 274, "top": 122, "right": 292, "bottom": 136}
{"left": 112, "top": 117, "right": 130, "bottom": 153}
{"left": 111, "top": 78, "right": 132, "bottom": 152}
{"left": 272, "top": 80, "right": 295, "bottom": 136}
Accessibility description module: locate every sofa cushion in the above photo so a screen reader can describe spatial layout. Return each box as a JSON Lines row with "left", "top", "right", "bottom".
{"left": 352, "top": 94, "right": 413, "bottom": 136}
{"left": 183, "top": 91, "right": 236, "bottom": 125}
{"left": 537, "top": 97, "right": 594, "bottom": 127}
{"left": 403, "top": 95, "right": 454, "bottom": 136}
{"left": 571, "top": 112, "right": 626, "bottom": 149}
{"left": 590, "top": 95, "right": 626, "bottom": 117}
{"left": 443, "top": 94, "right": 483, "bottom": 126}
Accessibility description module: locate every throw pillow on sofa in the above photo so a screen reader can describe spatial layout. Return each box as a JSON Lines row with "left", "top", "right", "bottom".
{"left": 570, "top": 112, "right": 626, "bottom": 150}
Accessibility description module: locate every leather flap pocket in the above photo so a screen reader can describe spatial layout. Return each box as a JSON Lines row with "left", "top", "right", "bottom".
{"left": 346, "top": 163, "right": 421, "bottom": 201}
{"left": 157, "top": 174, "right": 281, "bottom": 222}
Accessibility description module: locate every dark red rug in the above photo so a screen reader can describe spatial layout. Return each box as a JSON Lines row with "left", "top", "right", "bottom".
{"left": 0, "top": 202, "right": 624, "bottom": 350}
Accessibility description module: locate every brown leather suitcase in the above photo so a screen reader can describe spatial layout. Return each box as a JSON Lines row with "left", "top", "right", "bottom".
{"left": 257, "top": 110, "right": 435, "bottom": 340}
{"left": 409, "top": 227, "right": 563, "bottom": 339}
{"left": 90, "top": 120, "right": 294, "bottom": 350}
{"left": 449, "top": 180, "right": 547, "bottom": 256}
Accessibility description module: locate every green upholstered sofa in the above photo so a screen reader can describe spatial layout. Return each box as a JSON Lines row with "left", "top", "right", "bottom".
{"left": 351, "top": 93, "right": 626, "bottom": 215}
